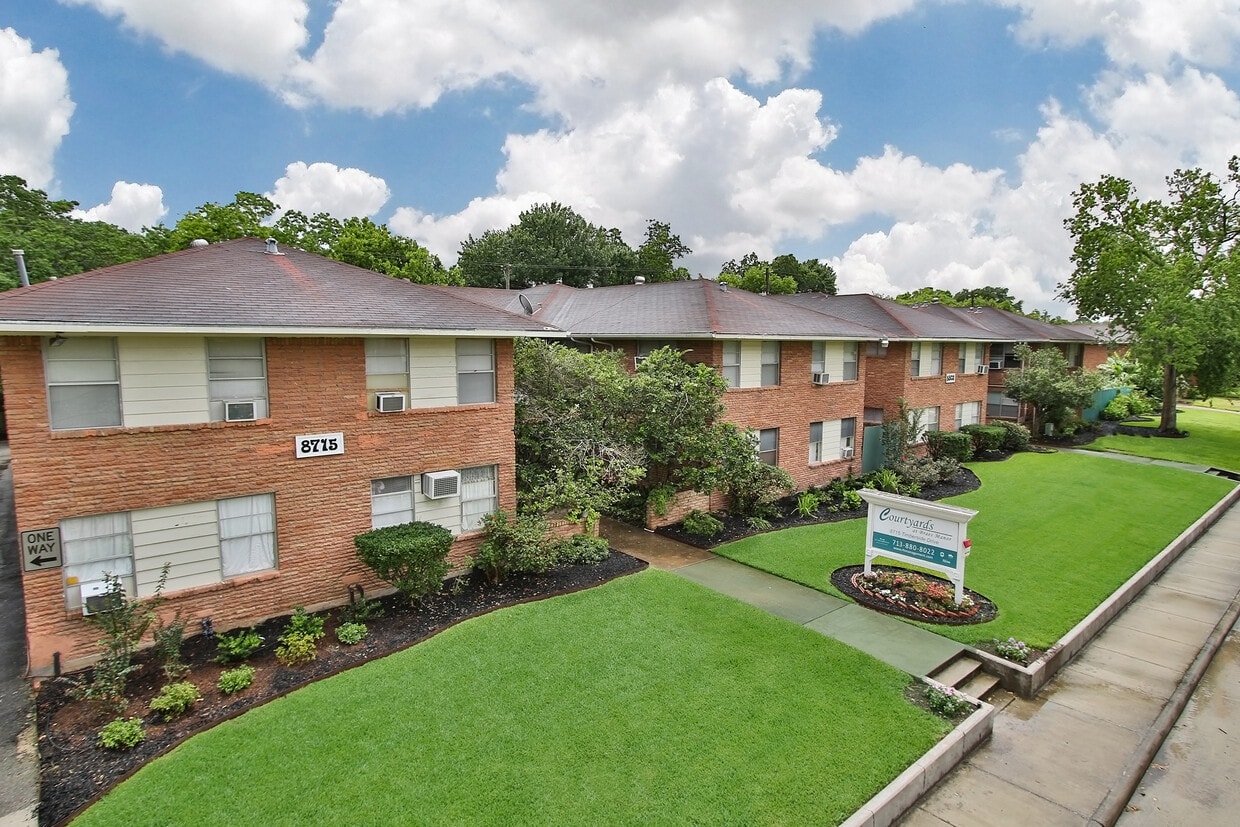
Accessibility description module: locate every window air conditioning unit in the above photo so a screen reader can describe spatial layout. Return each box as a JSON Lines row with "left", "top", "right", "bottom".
{"left": 422, "top": 470, "right": 461, "bottom": 499}
{"left": 988, "top": 360, "right": 1004, "bottom": 371}
{"left": 811, "top": 372, "right": 830, "bottom": 385}
{"left": 634, "top": 356, "right": 648, "bottom": 369}
{"left": 841, "top": 447, "right": 855, "bottom": 459}
{"left": 224, "top": 400, "right": 257, "bottom": 422}
{"left": 375, "top": 392, "right": 406, "bottom": 413}
{"left": 80, "top": 580, "right": 119, "bottom": 616}
{"left": 976, "top": 364, "right": 989, "bottom": 375}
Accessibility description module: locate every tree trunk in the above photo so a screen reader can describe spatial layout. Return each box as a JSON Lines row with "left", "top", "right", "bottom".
{"left": 1159, "top": 363, "right": 1179, "bottom": 434}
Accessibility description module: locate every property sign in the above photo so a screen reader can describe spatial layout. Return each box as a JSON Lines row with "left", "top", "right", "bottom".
{"left": 859, "top": 489, "right": 978, "bottom": 602}
{"left": 295, "top": 432, "right": 345, "bottom": 459}
{"left": 21, "top": 527, "right": 62, "bottom": 572}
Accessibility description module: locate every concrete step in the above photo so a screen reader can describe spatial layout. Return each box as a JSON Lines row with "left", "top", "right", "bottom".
{"left": 929, "top": 655, "right": 983, "bottom": 688}
{"left": 958, "top": 670, "right": 1001, "bottom": 701}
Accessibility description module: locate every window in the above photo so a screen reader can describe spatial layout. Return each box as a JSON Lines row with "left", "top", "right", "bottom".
{"left": 811, "top": 341, "right": 826, "bottom": 376}
{"left": 990, "top": 342, "right": 1020, "bottom": 370}
{"left": 456, "top": 339, "right": 495, "bottom": 404}
{"left": 62, "top": 512, "right": 133, "bottom": 609}
{"left": 371, "top": 476, "right": 414, "bottom": 529}
{"left": 910, "top": 342, "right": 942, "bottom": 377}
{"left": 1064, "top": 343, "right": 1084, "bottom": 368}
{"left": 843, "top": 342, "right": 859, "bottom": 381}
{"left": 366, "top": 339, "right": 410, "bottom": 404}
{"left": 758, "top": 428, "right": 779, "bottom": 465}
{"left": 987, "top": 391, "right": 1020, "bottom": 418}
{"left": 207, "top": 338, "right": 267, "bottom": 421}
{"left": 218, "top": 494, "right": 276, "bottom": 577}
{"left": 760, "top": 341, "right": 780, "bottom": 386}
{"left": 955, "top": 401, "right": 981, "bottom": 430}
{"left": 914, "top": 406, "right": 939, "bottom": 442}
{"left": 841, "top": 417, "right": 856, "bottom": 457}
{"left": 46, "top": 337, "right": 122, "bottom": 430}
{"left": 958, "top": 342, "right": 985, "bottom": 374}
{"left": 722, "top": 341, "right": 740, "bottom": 388}
{"left": 809, "top": 421, "right": 824, "bottom": 463}
{"left": 460, "top": 465, "right": 498, "bottom": 532}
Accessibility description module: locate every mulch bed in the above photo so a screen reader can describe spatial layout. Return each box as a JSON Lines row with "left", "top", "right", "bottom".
{"left": 35, "top": 551, "right": 648, "bottom": 827}
{"left": 830, "top": 564, "right": 997, "bottom": 625}
{"left": 656, "top": 467, "right": 983, "bottom": 548}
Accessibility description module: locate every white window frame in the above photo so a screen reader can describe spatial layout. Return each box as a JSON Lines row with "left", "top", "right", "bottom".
{"left": 841, "top": 417, "right": 856, "bottom": 457}
{"left": 988, "top": 391, "right": 1020, "bottom": 418}
{"left": 45, "top": 336, "right": 122, "bottom": 430}
{"left": 811, "top": 341, "right": 826, "bottom": 376}
{"left": 809, "top": 421, "right": 824, "bottom": 463}
{"left": 911, "top": 342, "right": 942, "bottom": 377}
{"left": 955, "top": 401, "right": 982, "bottom": 430}
{"left": 914, "top": 406, "right": 940, "bottom": 443}
{"left": 460, "top": 465, "right": 498, "bottom": 532}
{"left": 456, "top": 339, "right": 496, "bottom": 404}
{"left": 61, "top": 512, "right": 134, "bottom": 610}
{"left": 842, "top": 341, "right": 859, "bottom": 381}
{"left": 218, "top": 493, "right": 277, "bottom": 578}
{"left": 207, "top": 338, "right": 268, "bottom": 422}
{"left": 721, "top": 341, "right": 741, "bottom": 388}
{"left": 760, "top": 341, "right": 780, "bottom": 387}
{"left": 371, "top": 476, "right": 415, "bottom": 529}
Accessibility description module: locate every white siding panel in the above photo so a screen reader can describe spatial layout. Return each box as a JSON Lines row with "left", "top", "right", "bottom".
{"left": 131, "top": 502, "right": 221, "bottom": 596}
{"left": 824, "top": 343, "right": 845, "bottom": 381}
{"left": 409, "top": 338, "right": 458, "bottom": 408}
{"left": 739, "top": 340, "right": 763, "bottom": 389}
{"left": 414, "top": 490, "right": 463, "bottom": 535}
{"left": 119, "top": 336, "right": 209, "bottom": 426}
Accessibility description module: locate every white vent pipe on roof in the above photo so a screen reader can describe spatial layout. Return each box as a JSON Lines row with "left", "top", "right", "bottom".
{"left": 265, "top": 237, "right": 279, "bottom": 255}
{"left": 11, "top": 249, "right": 29, "bottom": 287}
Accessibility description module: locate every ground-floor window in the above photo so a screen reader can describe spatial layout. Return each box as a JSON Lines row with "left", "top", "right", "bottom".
{"left": 758, "top": 428, "right": 779, "bottom": 465}
{"left": 955, "top": 401, "right": 982, "bottom": 430}
{"left": 460, "top": 465, "right": 498, "bottom": 532}
{"left": 371, "top": 476, "right": 415, "bottom": 529}
{"left": 987, "top": 391, "right": 1019, "bottom": 419}
{"left": 914, "top": 406, "right": 940, "bottom": 443}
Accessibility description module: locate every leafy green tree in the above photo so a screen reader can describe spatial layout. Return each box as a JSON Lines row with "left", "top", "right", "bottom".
{"left": 1060, "top": 158, "right": 1240, "bottom": 433}
{"left": 1002, "top": 344, "right": 1103, "bottom": 435}
{"left": 719, "top": 252, "right": 836, "bottom": 294}
{"left": 326, "top": 217, "right": 456, "bottom": 284}
{"left": 455, "top": 202, "right": 639, "bottom": 288}
{"left": 719, "top": 264, "right": 797, "bottom": 294}
{"left": 158, "top": 192, "right": 278, "bottom": 251}
{"left": 953, "top": 286, "right": 1023, "bottom": 313}
{"left": 635, "top": 219, "right": 692, "bottom": 282}
{"left": 796, "top": 258, "right": 838, "bottom": 294}
{"left": 893, "top": 287, "right": 958, "bottom": 306}
{"left": 0, "top": 176, "right": 161, "bottom": 289}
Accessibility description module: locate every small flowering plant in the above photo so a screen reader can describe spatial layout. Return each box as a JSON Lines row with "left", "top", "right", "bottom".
{"left": 859, "top": 568, "right": 974, "bottom": 614}
{"left": 924, "top": 684, "right": 974, "bottom": 718}
{"left": 994, "top": 637, "right": 1033, "bottom": 664}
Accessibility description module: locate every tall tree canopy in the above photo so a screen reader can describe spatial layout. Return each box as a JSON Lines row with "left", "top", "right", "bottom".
{"left": 0, "top": 176, "right": 161, "bottom": 289}
{"left": 718, "top": 252, "right": 837, "bottom": 294}
{"left": 1060, "top": 158, "right": 1240, "bottom": 433}
{"left": 893, "top": 285, "right": 1034, "bottom": 316}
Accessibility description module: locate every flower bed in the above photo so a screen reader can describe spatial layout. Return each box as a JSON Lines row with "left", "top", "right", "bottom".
{"left": 831, "top": 564, "right": 997, "bottom": 625}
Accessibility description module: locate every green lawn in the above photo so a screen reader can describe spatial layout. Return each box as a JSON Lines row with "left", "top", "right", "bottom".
{"left": 78, "top": 571, "right": 948, "bottom": 827}
{"left": 717, "top": 452, "right": 1234, "bottom": 649}
{"left": 1089, "top": 406, "right": 1240, "bottom": 471}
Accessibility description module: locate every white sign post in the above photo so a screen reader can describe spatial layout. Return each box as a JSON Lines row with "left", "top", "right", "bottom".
{"left": 859, "top": 489, "right": 978, "bottom": 603}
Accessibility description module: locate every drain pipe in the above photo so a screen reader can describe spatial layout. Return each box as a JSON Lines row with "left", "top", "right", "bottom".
{"left": 11, "top": 249, "right": 30, "bottom": 287}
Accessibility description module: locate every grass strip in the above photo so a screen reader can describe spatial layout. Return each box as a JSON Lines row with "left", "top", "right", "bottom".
{"left": 78, "top": 570, "right": 947, "bottom": 826}
{"left": 1089, "top": 407, "right": 1240, "bottom": 471}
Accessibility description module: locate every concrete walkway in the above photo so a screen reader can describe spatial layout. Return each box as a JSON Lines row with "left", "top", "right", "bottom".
{"left": 600, "top": 519, "right": 966, "bottom": 677}
{"left": 0, "top": 447, "right": 37, "bottom": 827}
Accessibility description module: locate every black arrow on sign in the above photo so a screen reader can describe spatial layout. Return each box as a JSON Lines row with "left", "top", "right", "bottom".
{"left": 29, "top": 555, "right": 57, "bottom": 567}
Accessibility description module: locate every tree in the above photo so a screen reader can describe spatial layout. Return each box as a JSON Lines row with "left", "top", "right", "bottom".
{"left": 326, "top": 217, "right": 456, "bottom": 284}
{"left": 797, "top": 258, "right": 838, "bottom": 294}
{"left": 953, "top": 286, "right": 1023, "bottom": 313}
{"left": 1002, "top": 344, "right": 1102, "bottom": 435}
{"left": 635, "top": 219, "right": 692, "bottom": 282}
{"left": 0, "top": 176, "right": 161, "bottom": 288}
{"left": 158, "top": 192, "right": 279, "bottom": 251}
{"left": 893, "top": 287, "right": 957, "bottom": 306}
{"left": 719, "top": 252, "right": 837, "bottom": 294}
{"left": 1060, "top": 158, "right": 1240, "bottom": 433}
{"left": 455, "top": 202, "right": 639, "bottom": 288}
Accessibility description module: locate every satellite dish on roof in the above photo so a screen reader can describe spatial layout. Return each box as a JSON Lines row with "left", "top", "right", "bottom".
{"left": 518, "top": 294, "right": 534, "bottom": 315}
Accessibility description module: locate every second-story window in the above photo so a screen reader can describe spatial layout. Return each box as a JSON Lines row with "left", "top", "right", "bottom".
{"left": 760, "top": 341, "right": 780, "bottom": 386}
{"left": 45, "top": 336, "right": 122, "bottom": 430}
{"left": 843, "top": 342, "right": 859, "bottom": 380}
{"left": 456, "top": 339, "right": 495, "bottom": 404}
{"left": 910, "top": 342, "right": 942, "bottom": 377}
{"left": 207, "top": 339, "right": 268, "bottom": 422}
{"left": 721, "top": 341, "right": 740, "bottom": 388}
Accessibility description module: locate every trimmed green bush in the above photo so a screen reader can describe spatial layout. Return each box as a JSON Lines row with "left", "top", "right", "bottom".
{"left": 926, "top": 430, "right": 974, "bottom": 462}
{"left": 217, "top": 665, "right": 255, "bottom": 695}
{"left": 148, "top": 682, "right": 200, "bottom": 719}
{"left": 275, "top": 632, "right": 317, "bottom": 667}
{"left": 1101, "top": 395, "right": 1132, "bottom": 420}
{"left": 214, "top": 628, "right": 263, "bottom": 663}
{"left": 354, "top": 520, "right": 453, "bottom": 602}
{"left": 554, "top": 534, "right": 611, "bottom": 565}
{"left": 336, "top": 622, "right": 367, "bottom": 645}
{"left": 473, "top": 510, "right": 555, "bottom": 585}
{"left": 992, "top": 420, "right": 1031, "bottom": 451}
{"left": 961, "top": 424, "right": 1005, "bottom": 452}
{"left": 682, "top": 509, "right": 724, "bottom": 537}
{"left": 98, "top": 717, "right": 145, "bottom": 751}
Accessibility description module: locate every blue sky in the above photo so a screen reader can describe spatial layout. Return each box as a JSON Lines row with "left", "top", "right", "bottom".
{"left": 3, "top": 1, "right": 1239, "bottom": 314}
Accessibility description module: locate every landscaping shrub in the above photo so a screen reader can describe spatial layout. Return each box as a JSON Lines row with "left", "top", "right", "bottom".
{"left": 354, "top": 520, "right": 453, "bottom": 602}
{"left": 840, "top": 489, "right": 863, "bottom": 511}
{"left": 682, "top": 509, "right": 724, "bottom": 537}
{"left": 992, "top": 421, "right": 1031, "bottom": 451}
{"left": 275, "top": 632, "right": 317, "bottom": 667}
{"left": 217, "top": 665, "right": 255, "bottom": 695}
{"left": 1101, "top": 394, "right": 1133, "bottom": 421}
{"left": 473, "top": 510, "right": 555, "bottom": 585}
{"left": 795, "top": 490, "right": 822, "bottom": 517}
{"left": 340, "top": 595, "right": 384, "bottom": 625}
{"left": 148, "top": 682, "right": 200, "bottom": 719}
{"left": 71, "top": 571, "right": 165, "bottom": 715}
{"left": 335, "top": 622, "right": 368, "bottom": 645}
{"left": 924, "top": 685, "right": 973, "bottom": 718}
{"left": 284, "top": 607, "right": 326, "bottom": 641}
{"left": 554, "top": 534, "right": 611, "bottom": 565}
{"left": 994, "top": 637, "right": 1033, "bottom": 664}
{"left": 151, "top": 611, "right": 188, "bottom": 680}
{"left": 214, "top": 628, "right": 263, "bottom": 663}
{"left": 961, "top": 424, "right": 1005, "bottom": 452}
{"left": 97, "top": 717, "right": 145, "bottom": 751}
{"left": 926, "top": 430, "right": 974, "bottom": 462}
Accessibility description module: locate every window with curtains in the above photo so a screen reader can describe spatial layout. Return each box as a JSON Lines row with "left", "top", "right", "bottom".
{"left": 915, "top": 406, "right": 940, "bottom": 443}
{"left": 207, "top": 338, "right": 268, "bottom": 421}
{"left": 218, "top": 494, "right": 276, "bottom": 577}
{"left": 62, "top": 512, "right": 133, "bottom": 609}
{"left": 366, "top": 338, "right": 410, "bottom": 405}
{"left": 910, "top": 342, "right": 942, "bottom": 377}
{"left": 955, "top": 401, "right": 982, "bottom": 430}
{"left": 958, "top": 342, "right": 986, "bottom": 374}
{"left": 456, "top": 339, "right": 495, "bottom": 404}
{"left": 760, "top": 341, "right": 780, "bottom": 386}
{"left": 370, "top": 476, "right": 415, "bottom": 529}
{"left": 809, "top": 421, "right": 824, "bottom": 463}
{"left": 843, "top": 342, "right": 859, "bottom": 380}
{"left": 721, "top": 341, "right": 740, "bottom": 388}
{"left": 460, "top": 465, "right": 498, "bottom": 532}
{"left": 45, "top": 336, "right": 122, "bottom": 430}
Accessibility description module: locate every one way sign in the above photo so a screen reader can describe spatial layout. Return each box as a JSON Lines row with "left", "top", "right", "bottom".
{"left": 21, "top": 528, "right": 63, "bottom": 572}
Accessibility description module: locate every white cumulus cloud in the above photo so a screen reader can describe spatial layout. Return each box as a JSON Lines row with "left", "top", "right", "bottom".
{"left": 0, "top": 28, "right": 74, "bottom": 188}
{"left": 265, "top": 161, "right": 391, "bottom": 218}
{"left": 71, "top": 181, "right": 167, "bottom": 231}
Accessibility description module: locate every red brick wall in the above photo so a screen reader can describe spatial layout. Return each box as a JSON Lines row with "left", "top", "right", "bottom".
{"left": 863, "top": 342, "right": 990, "bottom": 428}
{"left": 1, "top": 336, "right": 519, "bottom": 674}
